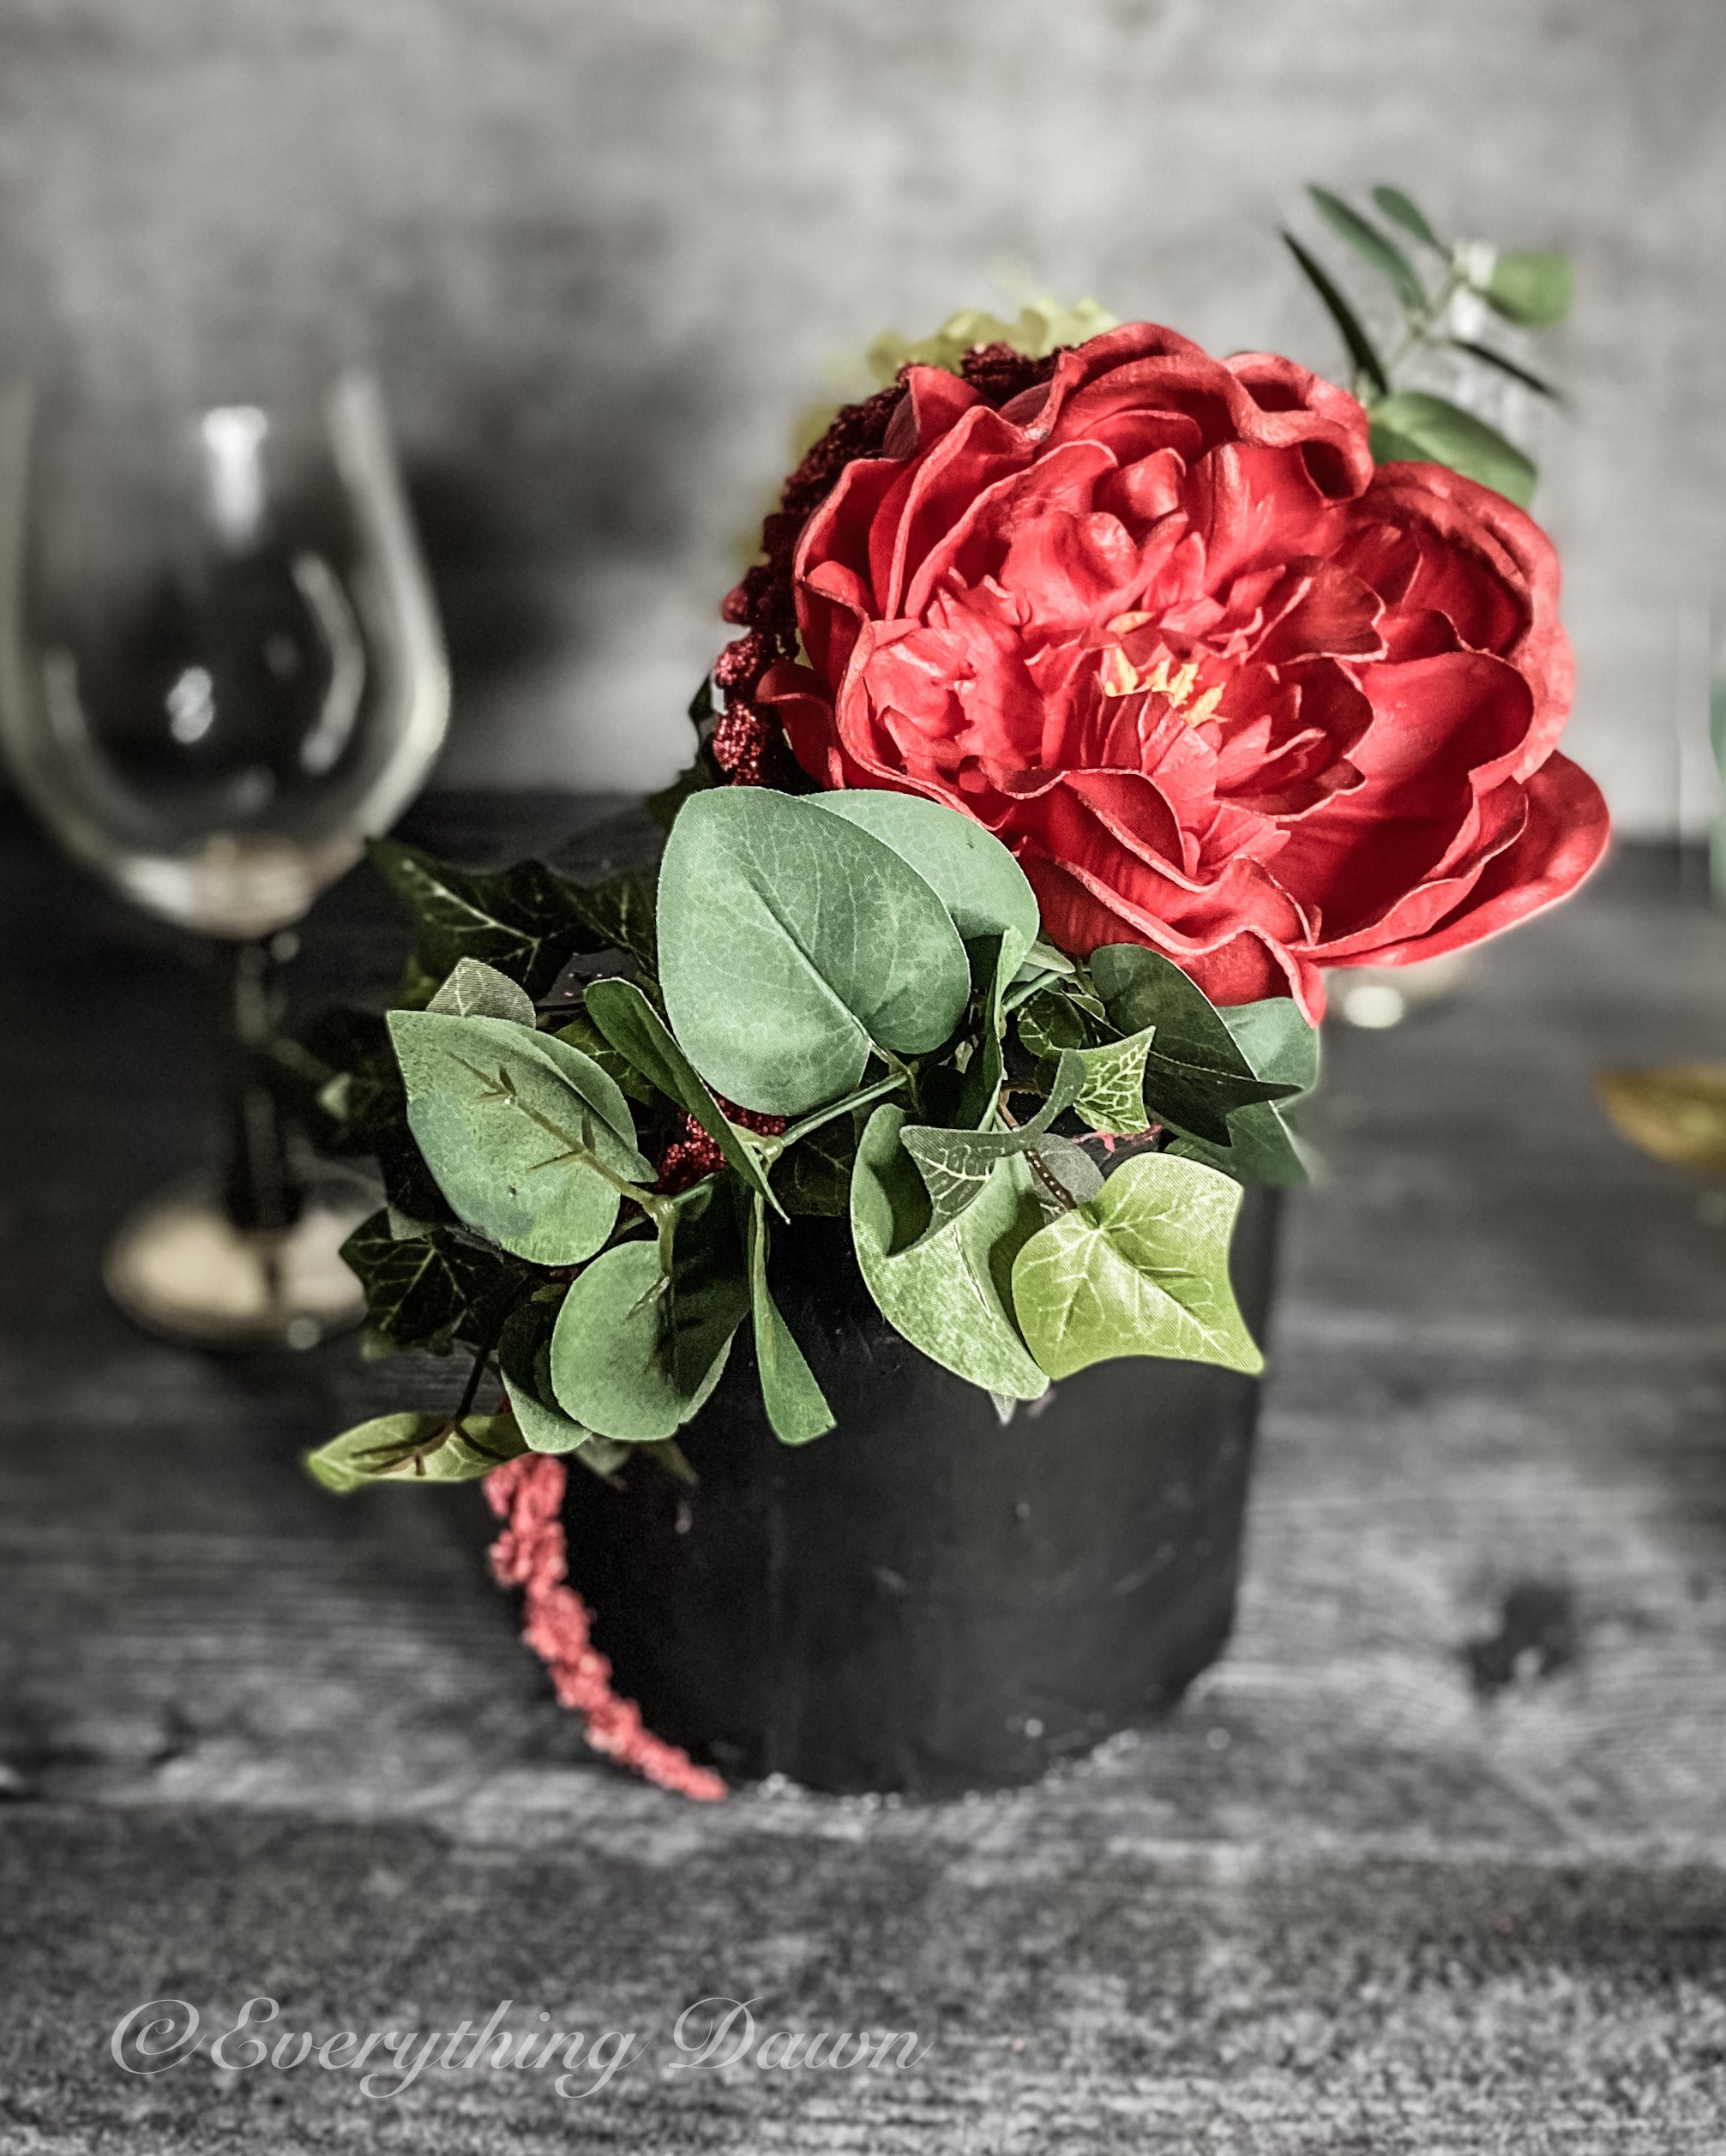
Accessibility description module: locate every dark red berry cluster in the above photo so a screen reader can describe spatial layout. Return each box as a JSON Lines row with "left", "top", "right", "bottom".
{"left": 654, "top": 1102, "right": 790, "bottom": 1196}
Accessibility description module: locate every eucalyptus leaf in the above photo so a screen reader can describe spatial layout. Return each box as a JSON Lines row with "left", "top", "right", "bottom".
{"left": 771, "top": 1113, "right": 860, "bottom": 1218}
{"left": 658, "top": 788, "right": 971, "bottom": 1116}
{"left": 1023, "top": 940, "right": 1076, "bottom": 977}
{"left": 1308, "top": 185, "right": 1426, "bottom": 312}
{"left": 1282, "top": 231, "right": 1390, "bottom": 399}
{"left": 585, "top": 975, "right": 784, "bottom": 1213}
{"left": 806, "top": 790, "right": 1040, "bottom": 971}
{"left": 1368, "top": 391, "right": 1537, "bottom": 507}
{"left": 747, "top": 1192, "right": 835, "bottom": 1445}
{"left": 1011, "top": 1155, "right": 1265, "bottom": 1380}
{"left": 550, "top": 1006, "right": 657, "bottom": 1105}
{"left": 1071, "top": 1025, "right": 1158, "bottom": 1136}
{"left": 340, "top": 1209, "right": 532, "bottom": 1354}
{"left": 1483, "top": 249, "right": 1573, "bottom": 327}
{"left": 389, "top": 1011, "right": 652, "bottom": 1265}
{"left": 427, "top": 958, "right": 538, "bottom": 1027}
{"left": 1372, "top": 184, "right": 1444, "bottom": 252}
{"left": 1089, "top": 946, "right": 1299, "bottom": 1145}
{"left": 304, "top": 1409, "right": 526, "bottom": 1492}
{"left": 851, "top": 1104, "right": 1048, "bottom": 1400}
{"left": 549, "top": 1189, "right": 748, "bottom": 1441}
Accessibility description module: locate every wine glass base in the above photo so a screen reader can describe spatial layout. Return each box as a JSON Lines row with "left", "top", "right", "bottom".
{"left": 104, "top": 1167, "right": 379, "bottom": 1351}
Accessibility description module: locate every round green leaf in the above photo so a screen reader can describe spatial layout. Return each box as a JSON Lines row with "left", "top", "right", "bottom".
{"left": 657, "top": 789, "right": 971, "bottom": 1116}
{"left": 1011, "top": 1154, "right": 1265, "bottom": 1381}
{"left": 389, "top": 1011, "right": 650, "bottom": 1265}
{"left": 806, "top": 791, "right": 1041, "bottom": 970}
{"left": 1483, "top": 249, "right": 1573, "bottom": 327}
{"left": 549, "top": 1238, "right": 740, "bottom": 1442}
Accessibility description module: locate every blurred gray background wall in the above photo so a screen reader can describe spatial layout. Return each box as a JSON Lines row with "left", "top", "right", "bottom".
{"left": 0, "top": 0, "right": 1721, "bottom": 833}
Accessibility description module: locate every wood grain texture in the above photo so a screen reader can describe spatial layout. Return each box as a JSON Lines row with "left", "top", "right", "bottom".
{"left": 3, "top": 800, "right": 1724, "bottom": 2149}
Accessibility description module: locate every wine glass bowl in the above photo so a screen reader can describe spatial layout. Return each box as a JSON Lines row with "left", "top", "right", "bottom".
{"left": 0, "top": 373, "right": 451, "bottom": 1348}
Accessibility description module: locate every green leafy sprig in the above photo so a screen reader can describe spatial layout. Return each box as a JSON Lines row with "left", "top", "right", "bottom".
{"left": 1285, "top": 182, "right": 1573, "bottom": 507}
{"left": 301, "top": 790, "right": 1319, "bottom": 1491}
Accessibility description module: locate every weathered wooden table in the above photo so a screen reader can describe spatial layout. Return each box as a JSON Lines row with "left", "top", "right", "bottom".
{"left": 3, "top": 796, "right": 1724, "bottom": 2153}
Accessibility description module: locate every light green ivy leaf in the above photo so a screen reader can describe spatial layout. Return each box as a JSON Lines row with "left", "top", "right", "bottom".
{"left": 851, "top": 1104, "right": 1049, "bottom": 1401}
{"left": 1089, "top": 946, "right": 1298, "bottom": 1145}
{"left": 1071, "top": 1024, "right": 1158, "bottom": 1136}
{"left": 1011, "top": 1154, "right": 1265, "bottom": 1381}
{"left": 657, "top": 789, "right": 971, "bottom": 1117}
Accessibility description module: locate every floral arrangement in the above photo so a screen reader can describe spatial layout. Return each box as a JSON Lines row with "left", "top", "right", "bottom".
{"left": 293, "top": 192, "right": 1609, "bottom": 1793}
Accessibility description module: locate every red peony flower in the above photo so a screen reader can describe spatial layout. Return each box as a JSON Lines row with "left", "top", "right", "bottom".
{"left": 747, "top": 323, "right": 1608, "bottom": 1019}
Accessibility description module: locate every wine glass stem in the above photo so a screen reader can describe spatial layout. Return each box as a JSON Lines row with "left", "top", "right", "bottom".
{"left": 220, "top": 936, "right": 303, "bottom": 1235}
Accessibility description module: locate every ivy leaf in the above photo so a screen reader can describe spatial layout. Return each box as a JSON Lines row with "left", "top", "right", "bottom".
{"left": 1282, "top": 231, "right": 1390, "bottom": 399}
{"left": 899, "top": 1050, "right": 1085, "bottom": 1234}
{"left": 1368, "top": 391, "right": 1537, "bottom": 507}
{"left": 771, "top": 1114, "right": 859, "bottom": 1218}
{"left": 549, "top": 1189, "right": 749, "bottom": 1441}
{"left": 389, "top": 1012, "right": 651, "bottom": 1265}
{"left": 1308, "top": 185, "right": 1426, "bottom": 313}
{"left": 1167, "top": 992, "right": 1320, "bottom": 1187}
{"left": 1482, "top": 249, "right": 1573, "bottom": 327}
{"left": 747, "top": 1192, "right": 835, "bottom": 1445}
{"left": 427, "top": 958, "right": 538, "bottom": 1026}
{"left": 1015, "top": 985, "right": 1089, "bottom": 1065}
{"left": 585, "top": 976, "right": 784, "bottom": 1215}
{"left": 851, "top": 1104, "right": 1049, "bottom": 1401}
{"left": 497, "top": 1300, "right": 630, "bottom": 1474}
{"left": 1032, "top": 1132, "right": 1104, "bottom": 1206}
{"left": 304, "top": 1409, "right": 526, "bottom": 1492}
{"left": 1448, "top": 339, "right": 1561, "bottom": 401}
{"left": 657, "top": 788, "right": 971, "bottom": 1117}
{"left": 369, "top": 840, "right": 597, "bottom": 999}
{"left": 1373, "top": 184, "right": 1444, "bottom": 252}
{"left": 340, "top": 1209, "right": 532, "bottom": 1354}
{"left": 1597, "top": 1066, "right": 1726, "bottom": 1176}
{"left": 806, "top": 790, "right": 1041, "bottom": 972}
{"left": 1089, "top": 946, "right": 1299, "bottom": 1145}
{"left": 1010, "top": 1155, "right": 1265, "bottom": 1381}
{"left": 1071, "top": 1025, "right": 1158, "bottom": 1136}
{"left": 564, "top": 868, "right": 659, "bottom": 974}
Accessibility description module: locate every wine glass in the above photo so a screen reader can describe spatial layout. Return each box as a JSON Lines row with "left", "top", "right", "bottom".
{"left": 0, "top": 372, "right": 450, "bottom": 1348}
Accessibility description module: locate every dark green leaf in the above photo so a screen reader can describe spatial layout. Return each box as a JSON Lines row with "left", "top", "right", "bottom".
{"left": 1308, "top": 186, "right": 1426, "bottom": 312}
{"left": 771, "top": 1114, "right": 859, "bottom": 1217}
{"left": 369, "top": 840, "right": 597, "bottom": 1000}
{"left": 1372, "top": 185, "right": 1444, "bottom": 252}
{"left": 305, "top": 1409, "right": 526, "bottom": 1492}
{"left": 899, "top": 1051, "right": 1085, "bottom": 1234}
{"left": 1164, "top": 994, "right": 1320, "bottom": 1187}
{"left": 340, "top": 1209, "right": 532, "bottom": 1354}
{"left": 1448, "top": 339, "right": 1561, "bottom": 401}
{"left": 550, "top": 1007, "right": 658, "bottom": 1105}
{"left": 1282, "top": 231, "right": 1390, "bottom": 399}
{"left": 1368, "top": 391, "right": 1537, "bottom": 508}
{"left": 1089, "top": 946, "right": 1299, "bottom": 1145}
{"left": 585, "top": 976, "right": 782, "bottom": 1214}
{"left": 658, "top": 788, "right": 971, "bottom": 1116}
{"left": 747, "top": 1192, "right": 835, "bottom": 1445}
{"left": 1015, "top": 986, "right": 1089, "bottom": 1066}
{"left": 1482, "top": 249, "right": 1573, "bottom": 327}
{"left": 563, "top": 868, "right": 659, "bottom": 974}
